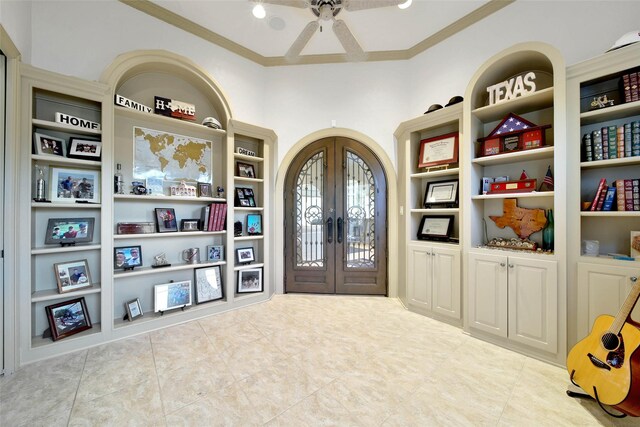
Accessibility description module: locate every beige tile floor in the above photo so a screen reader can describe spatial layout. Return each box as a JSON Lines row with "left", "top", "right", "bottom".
{"left": 0, "top": 294, "right": 637, "bottom": 426}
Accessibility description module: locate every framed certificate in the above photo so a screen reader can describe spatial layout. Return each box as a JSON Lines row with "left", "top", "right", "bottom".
{"left": 424, "top": 179, "right": 459, "bottom": 208}
{"left": 417, "top": 215, "right": 454, "bottom": 241}
{"left": 418, "top": 132, "right": 459, "bottom": 168}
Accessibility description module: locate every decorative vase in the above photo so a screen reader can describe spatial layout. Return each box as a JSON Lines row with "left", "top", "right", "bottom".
{"left": 543, "top": 209, "right": 554, "bottom": 251}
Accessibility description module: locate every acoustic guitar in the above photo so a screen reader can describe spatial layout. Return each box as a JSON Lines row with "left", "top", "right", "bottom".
{"left": 567, "top": 275, "right": 640, "bottom": 417}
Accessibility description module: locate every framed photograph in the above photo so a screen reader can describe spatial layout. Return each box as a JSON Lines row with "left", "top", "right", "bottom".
{"left": 50, "top": 167, "right": 100, "bottom": 203}
{"left": 67, "top": 137, "right": 102, "bottom": 160}
{"left": 237, "top": 268, "right": 263, "bottom": 294}
{"left": 33, "top": 132, "right": 65, "bottom": 157}
{"left": 194, "top": 265, "right": 224, "bottom": 304}
{"left": 246, "top": 214, "right": 263, "bottom": 235}
{"left": 154, "top": 280, "right": 192, "bottom": 312}
{"left": 54, "top": 259, "right": 92, "bottom": 293}
{"left": 236, "top": 247, "right": 255, "bottom": 264}
{"left": 45, "top": 297, "right": 92, "bottom": 341}
{"left": 236, "top": 162, "right": 256, "bottom": 178}
{"left": 197, "top": 182, "right": 212, "bottom": 198}
{"left": 114, "top": 245, "right": 143, "bottom": 270}
{"left": 418, "top": 132, "right": 459, "bottom": 168}
{"left": 234, "top": 187, "right": 256, "bottom": 207}
{"left": 155, "top": 208, "right": 178, "bottom": 233}
{"left": 180, "top": 219, "right": 200, "bottom": 232}
{"left": 45, "top": 217, "right": 95, "bottom": 245}
{"left": 145, "top": 176, "right": 164, "bottom": 196}
{"left": 207, "top": 245, "right": 224, "bottom": 262}
{"left": 631, "top": 231, "right": 640, "bottom": 259}
{"left": 124, "top": 298, "right": 143, "bottom": 321}
{"left": 417, "top": 215, "right": 455, "bottom": 241}
{"left": 424, "top": 179, "right": 459, "bottom": 208}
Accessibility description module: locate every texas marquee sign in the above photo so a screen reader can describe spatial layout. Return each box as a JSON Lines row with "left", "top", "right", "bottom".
{"left": 486, "top": 71, "right": 547, "bottom": 106}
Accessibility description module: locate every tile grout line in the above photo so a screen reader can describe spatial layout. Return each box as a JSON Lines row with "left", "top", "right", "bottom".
{"left": 66, "top": 349, "right": 89, "bottom": 427}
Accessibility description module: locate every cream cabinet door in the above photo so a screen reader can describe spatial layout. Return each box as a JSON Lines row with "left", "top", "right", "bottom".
{"left": 468, "top": 251, "right": 508, "bottom": 338}
{"left": 507, "top": 256, "right": 558, "bottom": 353}
{"left": 576, "top": 263, "right": 640, "bottom": 340}
{"left": 432, "top": 246, "right": 461, "bottom": 320}
{"left": 407, "top": 243, "right": 432, "bottom": 311}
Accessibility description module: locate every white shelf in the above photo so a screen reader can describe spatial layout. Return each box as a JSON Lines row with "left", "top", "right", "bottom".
{"left": 31, "top": 284, "right": 102, "bottom": 303}
{"left": 31, "top": 202, "right": 102, "bottom": 209}
{"left": 113, "top": 231, "right": 224, "bottom": 240}
{"left": 113, "top": 299, "right": 229, "bottom": 329}
{"left": 114, "top": 194, "right": 225, "bottom": 203}
{"left": 234, "top": 153, "right": 264, "bottom": 162}
{"left": 471, "top": 87, "right": 554, "bottom": 122}
{"left": 580, "top": 156, "right": 640, "bottom": 169}
{"left": 234, "top": 235, "right": 264, "bottom": 241}
{"left": 234, "top": 207, "right": 264, "bottom": 212}
{"left": 472, "top": 191, "right": 554, "bottom": 200}
{"left": 578, "top": 254, "right": 640, "bottom": 266}
{"left": 579, "top": 99, "right": 640, "bottom": 126}
{"left": 31, "top": 244, "right": 101, "bottom": 255}
{"left": 411, "top": 208, "right": 459, "bottom": 214}
{"left": 472, "top": 146, "right": 554, "bottom": 166}
{"left": 234, "top": 176, "right": 264, "bottom": 183}
{"left": 32, "top": 118, "right": 102, "bottom": 136}
{"left": 31, "top": 323, "right": 102, "bottom": 349}
{"left": 234, "top": 262, "right": 265, "bottom": 271}
{"left": 31, "top": 154, "right": 101, "bottom": 168}
{"left": 114, "top": 105, "right": 227, "bottom": 136}
{"left": 580, "top": 211, "right": 640, "bottom": 217}
{"left": 113, "top": 261, "right": 226, "bottom": 279}
{"left": 410, "top": 167, "right": 460, "bottom": 179}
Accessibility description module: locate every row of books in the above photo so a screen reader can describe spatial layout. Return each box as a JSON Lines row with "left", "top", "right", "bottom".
{"left": 622, "top": 71, "right": 639, "bottom": 103}
{"left": 201, "top": 202, "right": 227, "bottom": 231}
{"left": 589, "top": 178, "right": 640, "bottom": 211}
{"left": 582, "top": 121, "right": 640, "bottom": 162}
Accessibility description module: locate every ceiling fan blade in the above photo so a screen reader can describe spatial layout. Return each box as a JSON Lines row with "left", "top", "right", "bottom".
{"left": 285, "top": 20, "right": 320, "bottom": 59}
{"left": 333, "top": 19, "right": 366, "bottom": 61}
{"left": 260, "top": 0, "right": 310, "bottom": 8}
{"left": 342, "top": 0, "right": 404, "bottom": 12}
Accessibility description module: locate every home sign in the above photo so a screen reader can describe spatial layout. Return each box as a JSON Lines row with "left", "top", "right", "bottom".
{"left": 154, "top": 96, "right": 196, "bottom": 121}
{"left": 486, "top": 71, "right": 538, "bottom": 106}
{"left": 55, "top": 112, "right": 101, "bottom": 131}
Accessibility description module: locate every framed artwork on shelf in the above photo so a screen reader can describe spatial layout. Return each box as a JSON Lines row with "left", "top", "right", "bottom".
{"left": 417, "top": 215, "right": 455, "bottom": 241}
{"left": 180, "top": 219, "right": 200, "bottom": 232}
{"left": 155, "top": 208, "right": 178, "bottom": 233}
{"left": 67, "top": 137, "right": 101, "bottom": 160}
{"left": 194, "top": 265, "right": 224, "bottom": 304}
{"left": 236, "top": 247, "right": 255, "bottom": 264}
{"left": 45, "top": 217, "right": 95, "bottom": 245}
{"left": 237, "top": 268, "right": 263, "bottom": 294}
{"left": 45, "top": 297, "right": 92, "bottom": 341}
{"left": 154, "top": 280, "right": 192, "bottom": 313}
{"left": 33, "top": 132, "right": 65, "bottom": 157}
{"left": 197, "top": 182, "right": 212, "bottom": 198}
{"left": 236, "top": 162, "right": 256, "bottom": 178}
{"left": 53, "top": 259, "right": 92, "bottom": 293}
{"left": 50, "top": 167, "right": 100, "bottom": 203}
{"left": 114, "top": 245, "right": 142, "bottom": 270}
{"left": 418, "top": 132, "right": 459, "bottom": 168}
{"left": 207, "top": 245, "right": 224, "bottom": 262}
{"left": 246, "top": 214, "right": 263, "bottom": 235}
{"left": 124, "top": 298, "right": 143, "bottom": 321}
{"left": 423, "top": 179, "right": 459, "bottom": 208}
{"left": 234, "top": 187, "right": 256, "bottom": 207}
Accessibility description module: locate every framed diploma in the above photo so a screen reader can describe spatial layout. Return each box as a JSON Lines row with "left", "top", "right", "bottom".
{"left": 418, "top": 132, "right": 459, "bottom": 168}
{"left": 417, "top": 215, "right": 454, "bottom": 241}
{"left": 424, "top": 179, "right": 459, "bottom": 208}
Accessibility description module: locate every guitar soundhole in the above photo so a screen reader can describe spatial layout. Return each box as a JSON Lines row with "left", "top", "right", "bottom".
{"left": 601, "top": 332, "right": 620, "bottom": 351}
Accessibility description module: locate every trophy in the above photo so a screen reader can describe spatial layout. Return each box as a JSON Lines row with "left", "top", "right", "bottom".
{"left": 151, "top": 252, "right": 171, "bottom": 269}
{"left": 33, "top": 163, "right": 48, "bottom": 202}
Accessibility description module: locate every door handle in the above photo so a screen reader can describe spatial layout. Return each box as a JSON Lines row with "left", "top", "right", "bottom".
{"left": 327, "top": 217, "right": 333, "bottom": 244}
{"left": 337, "top": 217, "right": 344, "bottom": 244}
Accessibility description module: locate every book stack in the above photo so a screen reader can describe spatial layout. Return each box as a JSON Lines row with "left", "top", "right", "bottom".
{"left": 622, "top": 71, "right": 639, "bottom": 103}
{"left": 200, "top": 202, "right": 227, "bottom": 231}
{"left": 588, "top": 178, "right": 640, "bottom": 211}
{"left": 582, "top": 120, "right": 640, "bottom": 162}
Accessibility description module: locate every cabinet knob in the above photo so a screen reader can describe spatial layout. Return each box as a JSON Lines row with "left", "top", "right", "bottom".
{"left": 631, "top": 277, "right": 638, "bottom": 283}
{"left": 500, "top": 262, "right": 506, "bottom": 267}
{"left": 509, "top": 264, "right": 514, "bottom": 268}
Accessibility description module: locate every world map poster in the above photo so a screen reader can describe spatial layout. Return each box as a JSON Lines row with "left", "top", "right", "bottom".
{"left": 133, "top": 126, "right": 212, "bottom": 184}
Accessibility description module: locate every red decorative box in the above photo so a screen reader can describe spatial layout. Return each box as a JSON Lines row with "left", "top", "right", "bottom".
{"left": 483, "top": 138, "right": 501, "bottom": 156}
{"left": 488, "top": 179, "right": 537, "bottom": 194}
{"left": 522, "top": 129, "right": 544, "bottom": 149}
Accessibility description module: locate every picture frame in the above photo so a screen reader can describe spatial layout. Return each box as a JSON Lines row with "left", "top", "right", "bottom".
{"left": 236, "top": 247, "right": 255, "bottom": 264}
{"left": 207, "top": 245, "right": 224, "bottom": 262}
{"left": 45, "top": 297, "right": 92, "bottom": 341}
{"left": 236, "top": 162, "right": 256, "bottom": 178}
{"left": 417, "top": 132, "right": 459, "bottom": 168}
{"left": 237, "top": 268, "right": 263, "bottom": 294}
{"left": 180, "top": 219, "right": 200, "bottom": 232}
{"left": 246, "top": 214, "right": 263, "bottom": 235}
{"left": 67, "top": 137, "right": 102, "bottom": 160}
{"left": 33, "top": 132, "right": 65, "bottom": 157}
{"left": 234, "top": 187, "right": 256, "bottom": 207}
{"left": 53, "top": 259, "right": 92, "bottom": 293}
{"left": 45, "top": 217, "right": 95, "bottom": 245}
{"left": 154, "top": 280, "right": 192, "bottom": 313}
{"left": 124, "top": 298, "right": 143, "bottom": 321}
{"left": 194, "top": 265, "right": 224, "bottom": 304}
{"left": 155, "top": 208, "right": 178, "bottom": 233}
{"left": 145, "top": 176, "right": 164, "bottom": 196}
{"left": 197, "top": 182, "right": 212, "bottom": 198}
{"left": 631, "top": 231, "right": 640, "bottom": 259}
{"left": 417, "top": 215, "right": 455, "bottom": 241}
{"left": 50, "top": 167, "right": 100, "bottom": 203}
{"left": 114, "top": 245, "right": 143, "bottom": 270}
{"left": 424, "top": 179, "right": 459, "bottom": 208}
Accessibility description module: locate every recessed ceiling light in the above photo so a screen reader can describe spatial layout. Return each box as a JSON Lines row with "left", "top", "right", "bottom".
{"left": 398, "top": 0, "right": 412, "bottom": 9}
{"left": 252, "top": 3, "right": 266, "bottom": 19}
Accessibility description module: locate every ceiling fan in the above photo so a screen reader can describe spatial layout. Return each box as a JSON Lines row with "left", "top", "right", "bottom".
{"left": 259, "top": 0, "right": 406, "bottom": 60}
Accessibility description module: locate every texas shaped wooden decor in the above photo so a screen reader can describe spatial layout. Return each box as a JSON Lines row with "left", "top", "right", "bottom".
{"left": 489, "top": 198, "right": 547, "bottom": 239}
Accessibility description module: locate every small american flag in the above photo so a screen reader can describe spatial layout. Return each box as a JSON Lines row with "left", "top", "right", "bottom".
{"left": 542, "top": 166, "right": 554, "bottom": 189}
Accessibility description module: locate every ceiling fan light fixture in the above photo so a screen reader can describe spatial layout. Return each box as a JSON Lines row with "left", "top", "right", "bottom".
{"left": 398, "top": 0, "right": 412, "bottom": 9}
{"left": 252, "top": 3, "right": 266, "bottom": 19}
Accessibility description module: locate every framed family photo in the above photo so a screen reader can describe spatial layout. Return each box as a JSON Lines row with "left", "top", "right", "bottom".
{"left": 45, "top": 297, "right": 92, "bottom": 341}
{"left": 45, "top": 217, "right": 95, "bottom": 245}
{"left": 33, "top": 132, "right": 65, "bottom": 157}
{"left": 237, "top": 268, "right": 263, "bottom": 294}
{"left": 236, "top": 247, "right": 255, "bottom": 264}
{"left": 236, "top": 162, "right": 256, "bottom": 178}
{"left": 67, "top": 138, "right": 102, "bottom": 160}
{"left": 50, "top": 167, "right": 100, "bottom": 203}
{"left": 54, "top": 259, "right": 92, "bottom": 293}
{"left": 154, "top": 280, "right": 192, "bottom": 313}
{"left": 194, "top": 265, "right": 224, "bottom": 304}
{"left": 114, "top": 245, "right": 142, "bottom": 270}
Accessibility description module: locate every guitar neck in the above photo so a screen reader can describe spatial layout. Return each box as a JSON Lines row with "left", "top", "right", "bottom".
{"left": 611, "top": 278, "right": 640, "bottom": 334}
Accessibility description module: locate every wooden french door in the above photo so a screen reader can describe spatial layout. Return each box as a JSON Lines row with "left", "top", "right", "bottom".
{"left": 284, "top": 137, "right": 387, "bottom": 295}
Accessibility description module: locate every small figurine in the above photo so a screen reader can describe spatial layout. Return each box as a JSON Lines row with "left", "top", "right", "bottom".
{"left": 216, "top": 186, "right": 225, "bottom": 198}
{"left": 151, "top": 252, "right": 171, "bottom": 268}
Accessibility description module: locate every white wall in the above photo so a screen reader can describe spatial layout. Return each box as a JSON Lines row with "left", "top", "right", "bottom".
{"left": 0, "top": 0, "right": 32, "bottom": 61}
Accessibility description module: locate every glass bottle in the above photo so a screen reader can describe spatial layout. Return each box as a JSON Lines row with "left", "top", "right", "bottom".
{"left": 114, "top": 163, "right": 124, "bottom": 194}
{"left": 543, "top": 209, "right": 554, "bottom": 251}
